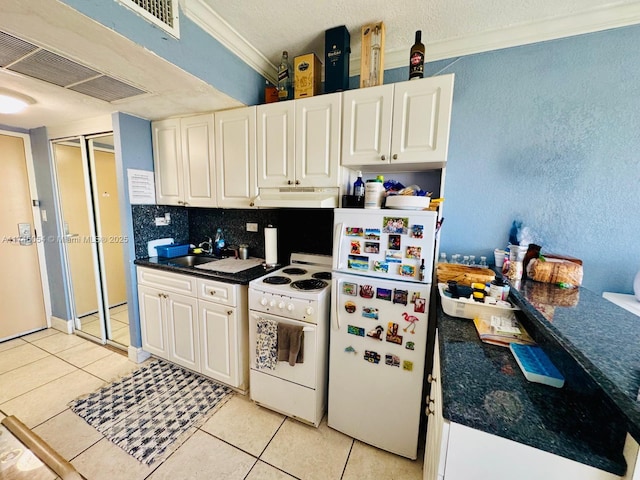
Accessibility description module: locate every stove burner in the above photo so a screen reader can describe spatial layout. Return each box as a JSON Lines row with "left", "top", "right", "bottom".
{"left": 312, "top": 271, "right": 332, "bottom": 280}
{"left": 263, "top": 276, "right": 291, "bottom": 285}
{"left": 291, "top": 279, "right": 328, "bottom": 291}
{"left": 282, "top": 267, "right": 307, "bottom": 275}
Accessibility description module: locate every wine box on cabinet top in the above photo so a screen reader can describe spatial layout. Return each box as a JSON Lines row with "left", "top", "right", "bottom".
{"left": 324, "top": 25, "right": 350, "bottom": 93}
{"left": 360, "top": 21, "right": 385, "bottom": 88}
{"left": 294, "top": 53, "right": 322, "bottom": 99}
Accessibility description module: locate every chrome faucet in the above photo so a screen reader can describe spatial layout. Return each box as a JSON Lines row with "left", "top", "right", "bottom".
{"left": 198, "top": 237, "right": 213, "bottom": 255}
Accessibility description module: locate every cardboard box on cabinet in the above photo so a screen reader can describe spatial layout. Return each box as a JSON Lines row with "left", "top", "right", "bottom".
{"left": 294, "top": 53, "right": 322, "bottom": 99}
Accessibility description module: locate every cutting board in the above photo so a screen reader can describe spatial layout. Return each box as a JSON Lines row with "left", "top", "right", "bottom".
{"left": 195, "top": 257, "right": 265, "bottom": 274}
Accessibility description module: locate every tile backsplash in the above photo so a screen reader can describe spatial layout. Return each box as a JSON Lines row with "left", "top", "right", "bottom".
{"left": 132, "top": 206, "right": 334, "bottom": 263}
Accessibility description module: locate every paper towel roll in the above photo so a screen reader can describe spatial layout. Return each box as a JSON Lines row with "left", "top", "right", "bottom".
{"left": 265, "top": 226, "right": 278, "bottom": 266}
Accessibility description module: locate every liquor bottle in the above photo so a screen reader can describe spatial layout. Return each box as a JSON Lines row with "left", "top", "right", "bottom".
{"left": 419, "top": 258, "right": 426, "bottom": 281}
{"left": 409, "top": 30, "right": 425, "bottom": 80}
{"left": 277, "top": 51, "right": 292, "bottom": 101}
{"left": 353, "top": 171, "right": 365, "bottom": 198}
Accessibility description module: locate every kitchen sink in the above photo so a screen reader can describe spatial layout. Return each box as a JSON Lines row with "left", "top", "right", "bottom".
{"left": 168, "top": 255, "right": 218, "bottom": 267}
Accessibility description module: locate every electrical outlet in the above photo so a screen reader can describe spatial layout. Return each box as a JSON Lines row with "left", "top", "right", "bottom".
{"left": 246, "top": 222, "right": 258, "bottom": 232}
{"left": 155, "top": 217, "right": 169, "bottom": 226}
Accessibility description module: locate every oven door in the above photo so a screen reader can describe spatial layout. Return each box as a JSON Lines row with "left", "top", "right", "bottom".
{"left": 249, "top": 311, "right": 317, "bottom": 389}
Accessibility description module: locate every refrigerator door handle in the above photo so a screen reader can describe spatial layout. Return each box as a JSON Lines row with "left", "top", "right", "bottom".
{"left": 331, "top": 279, "right": 341, "bottom": 330}
{"left": 332, "top": 222, "right": 344, "bottom": 270}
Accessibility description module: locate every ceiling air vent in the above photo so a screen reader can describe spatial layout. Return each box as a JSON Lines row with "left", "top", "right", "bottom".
{"left": 117, "top": 0, "right": 180, "bottom": 38}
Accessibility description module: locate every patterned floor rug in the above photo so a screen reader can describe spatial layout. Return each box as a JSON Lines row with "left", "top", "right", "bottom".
{"left": 69, "top": 359, "right": 233, "bottom": 465}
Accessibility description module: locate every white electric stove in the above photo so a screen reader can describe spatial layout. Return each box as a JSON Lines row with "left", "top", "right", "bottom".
{"left": 248, "top": 253, "right": 332, "bottom": 427}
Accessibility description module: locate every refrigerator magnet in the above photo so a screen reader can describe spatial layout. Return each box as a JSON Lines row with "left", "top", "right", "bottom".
{"left": 343, "top": 282, "right": 357, "bottom": 296}
{"left": 345, "top": 227, "right": 364, "bottom": 236}
{"left": 367, "top": 325, "right": 384, "bottom": 340}
{"left": 362, "top": 306, "right": 379, "bottom": 319}
{"left": 376, "top": 288, "right": 392, "bottom": 301}
{"left": 406, "top": 341, "right": 415, "bottom": 351}
{"left": 347, "top": 325, "right": 365, "bottom": 336}
{"left": 364, "top": 228, "right": 380, "bottom": 240}
{"left": 400, "top": 264, "right": 416, "bottom": 277}
{"left": 364, "top": 242, "right": 379, "bottom": 254}
{"left": 386, "top": 322, "right": 403, "bottom": 345}
{"left": 406, "top": 246, "right": 422, "bottom": 258}
{"left": 373, "top": 261, "right": 388, "bottom": 273}
{"left": 411, "top": 225, "right": 424, "bottom": 238}
{"left": 364, "top": 350, "right": 381, "bottom": 364}
{"left": 344, "top": 346, "right": 358, "bottom": 354}
{"left": 345, "top": 301, "right": 357, "bottom": 313}
{"left": 386, "top": 251, "right": 402, "bottom": 263}
{"left": 393, "top": 289, "right": 408, "bottom": 305}
{"left": 414, "top": 298, "right": 426, "bottom": 313}
{"left": 383, "top": 216, "right": 409, "bottom": 234}
{"left": 385, "top": 354, "right": 401, "bottom": 367}
{"left": 359, "top": 285, "right": 374, "bottom": 298}
{"left": 350, "top": 241, "right": 361, "bottom": 254}
{"left": 348, "top": 255, "right": 369, "bottom": 271}
{"left": 388, "top": 235, "right": 401, "bottom": 251}
{"left": 403, "top": 360, "right": 414, "bottom": 372}
{"left": 411, "top": 292, "right": 420, "bottom": 303}
{"left": 402, "top": 313, "right": 419, "bottom": 334}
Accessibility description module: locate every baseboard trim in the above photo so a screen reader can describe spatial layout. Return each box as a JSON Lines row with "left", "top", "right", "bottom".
{"left": 128, "top": 346, "right": 151, "bottom": 364}
{"left": 51, "top": 316, "right": 73, "bottom": 334}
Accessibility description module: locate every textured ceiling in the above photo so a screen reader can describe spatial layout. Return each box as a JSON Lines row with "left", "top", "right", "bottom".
{"left": 0, "top": 0, "right": 639, "bottom": 131}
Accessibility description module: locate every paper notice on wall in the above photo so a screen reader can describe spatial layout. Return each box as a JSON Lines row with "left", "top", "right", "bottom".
{"left": 127, "top": 169, "right": 156, "bottom": 204}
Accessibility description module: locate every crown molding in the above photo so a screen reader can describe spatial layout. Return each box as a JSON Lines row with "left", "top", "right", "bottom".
{"left": 183, "top": 0, "right": 640, "bottom": 81}
{"left": 181, "top": 0, "right": 277, "bottom": 84}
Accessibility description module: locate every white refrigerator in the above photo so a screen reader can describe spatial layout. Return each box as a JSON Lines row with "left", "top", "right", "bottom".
{"left": 328, "top": 208, "right": 438, "bottom": 459}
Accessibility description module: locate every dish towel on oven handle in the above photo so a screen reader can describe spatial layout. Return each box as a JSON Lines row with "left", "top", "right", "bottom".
{"left": 277, "top": 323, "right": 304, "bottom": 366}
{"left": 256, "top": 317, "right": 278, "bottom": 370}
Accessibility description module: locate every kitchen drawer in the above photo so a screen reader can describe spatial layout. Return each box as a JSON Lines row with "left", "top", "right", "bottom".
{"left": 137, "top": 267, "right": 197, "bottom": 296}
{"left": 197, "top": 278, "right": 237, "bottom": 306}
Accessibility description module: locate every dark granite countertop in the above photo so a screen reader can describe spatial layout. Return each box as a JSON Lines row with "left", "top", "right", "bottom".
{"left": 437, "top": 294, "right": 628, "bottom": 475}
{"left": 134, "top": 256, "right": 276, "bottom": 285}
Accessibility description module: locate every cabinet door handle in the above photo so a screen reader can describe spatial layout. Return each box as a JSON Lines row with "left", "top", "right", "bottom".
{"left": 287, "top": 180, "right": 292, "bottom": 185}
{"left": 381, "top": 155, "right": 386, "bottom": 161}
{"left": 295, "top": 180, "right": 300, "bottom": 185}
{"left": 392, "top": 154, "right": 398, "bottom": 160}
{"left": 227, "top": 310, "right": 233, "bottom": 315}
{"left": 209, "top": 290, "right": 216, "bottom": 296}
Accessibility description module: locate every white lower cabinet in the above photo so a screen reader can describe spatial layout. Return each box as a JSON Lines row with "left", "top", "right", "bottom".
{"left": 137, "top": 267, "right": 248, "bottom": 392}
{"left": 424, "top": 329, "right": 620, "bottom": 480}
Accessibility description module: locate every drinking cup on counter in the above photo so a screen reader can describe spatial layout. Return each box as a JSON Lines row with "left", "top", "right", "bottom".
{"left": 510, "top": 245, "right": 529, "bottom": 262}
{"left": 494, "top": 249, "right": 506, "bottom": 268}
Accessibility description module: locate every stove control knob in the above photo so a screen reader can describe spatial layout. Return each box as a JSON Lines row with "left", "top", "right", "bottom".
{"left": 305, "top": 306, "right": 314, "bottom": 316}
{"left": 287, "top": 303, "right": 295, "bottom": 312}
{"left": 269, "top": 299, "right": 277, "bottom": 307}
{"left": 278, "top": 301, "right": 286, "bottom": 309}
{"left": 260, "top": 297, "right": 268, "bottom": 306}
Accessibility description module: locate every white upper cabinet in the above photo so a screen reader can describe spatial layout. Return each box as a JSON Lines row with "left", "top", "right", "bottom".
{"left": 214, "top": 106, "right": 257, "bottom": 208}
{"left": 152, "top": 114, "right": 216, "bottom": 207}
{"left": 341, "top": 74, "right": 454, "bottom": 170}
{"left": 257, "top": 93, "right": 341, "bottom": 188}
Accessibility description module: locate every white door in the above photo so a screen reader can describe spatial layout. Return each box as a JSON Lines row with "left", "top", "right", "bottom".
{"left": 256, "top": 101, "right": 295, "bottom": 188}
{"left": 391, "top": 75, "right": 454, "bottom": 165}
{"left": 152, "top": 118, "right": 184, "bottom": 206}
{"left": 215, "top": 106, "right": 257, "bottom": 208}
{"left": 199, "top": 300, "right": 238, "bottom": 386}
{"left": 295, "top": 93, "right": 341, "bottom": 188}
{"left": 341, "top": 83, "right": 394, "bottom": 166}
{"left": 248, "top": 312, "right": 318, "bottom": 389}
{"left": 165, "top": 292, "right": 200, "bottom": 371}
{"left": 0, "top": 132, "right": 48, "bottom": 340}
{"left": 138, "top": 285, "right": 168, "bottom": 358}
{"left": 181, "top": 114, "right": 216, "bottom": 207}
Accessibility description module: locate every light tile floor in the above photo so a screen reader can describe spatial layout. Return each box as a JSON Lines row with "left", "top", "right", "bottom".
{"left": 77, "top": 303, "right": 131, "bottom": 347}
{"left": 0, "top": 329, "right": 424, "bottom": 480}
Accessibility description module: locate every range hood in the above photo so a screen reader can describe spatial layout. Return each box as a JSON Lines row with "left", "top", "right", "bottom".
{"left": 253, "top": 187, "right": 339, "bottom": 208}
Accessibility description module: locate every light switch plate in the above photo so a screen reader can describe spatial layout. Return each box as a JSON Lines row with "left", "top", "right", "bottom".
{"left": 18, "top": 223, "right": 32, "bottom": 246}
{"left": 246, "top": 223, "right": 258, "bottom": 232}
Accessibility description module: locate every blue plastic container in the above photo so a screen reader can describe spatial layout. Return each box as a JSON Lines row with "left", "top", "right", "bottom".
{"left": 155, "top": 244, "right": 189, "bottom": 258}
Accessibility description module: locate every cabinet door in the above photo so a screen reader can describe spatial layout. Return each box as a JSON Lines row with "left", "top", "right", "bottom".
{"left": 341, "top": 84, "right": 393, "bottom": 167}
{"left": 295, "top": 93, "right": 341, "bottom": 187}
{"left": 256, "top": 101, "right": 295, "bottom": 188}
{"left": 391, "top": 75, "right": 454, "bottom": 166}
{"left": 152, "top": 118, "right": 184, "bottom": 206}
{"left": 165, "top": 292, "right": 200, "bottom": 371}
{"left": 181, "top": 114, "right": 216, "bottom": 207}
{"left": 138, "top": 285, "right": 168, "bottom": 358}
{"left": 215, "top": 106, "right": 257, "bottom": 208}
{"left": 199, "top": 300, "right": 238, "bottom": 387}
